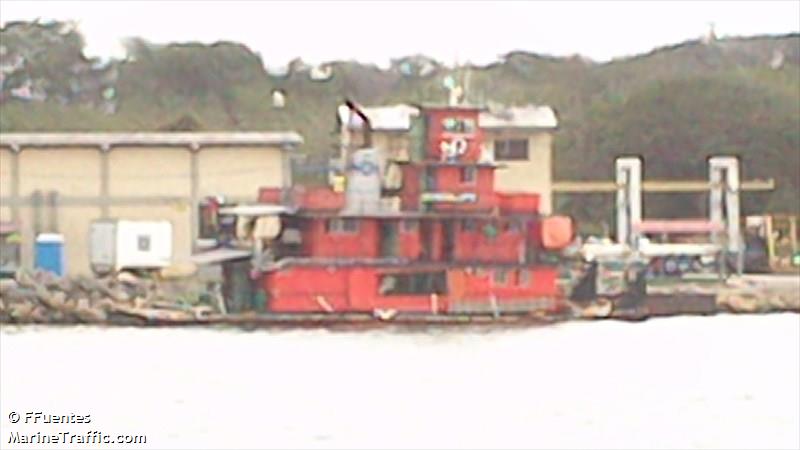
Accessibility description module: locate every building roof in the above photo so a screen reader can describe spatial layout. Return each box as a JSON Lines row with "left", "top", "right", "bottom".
{"left": 0, "top": 132, "right": 303, "bottom": 150}
{"left": 479, "top": 105, "right": 558, "bottom": 129}
{"left": 337, "top": 104, "right": 420, "bottom": 131}
{"left": 337, "top": 103, "right": 558, "bottom": 131}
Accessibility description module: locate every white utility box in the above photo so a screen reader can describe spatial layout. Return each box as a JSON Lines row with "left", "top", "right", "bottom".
{"left": 89, "top": 219, "right": 172, "bottom": 274}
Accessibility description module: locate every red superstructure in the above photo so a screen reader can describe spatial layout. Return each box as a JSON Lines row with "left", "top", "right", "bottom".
{"left": 252, "top": 104, "right": 573, "bottom": 315}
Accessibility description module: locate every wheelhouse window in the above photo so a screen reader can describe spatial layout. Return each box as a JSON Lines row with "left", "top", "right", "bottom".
{"left": 483, "top": 221, "right": 499, "bottom": 240}
{"left": 505, "top": 220, "right": 521, "bottom": 234}
{"left": 460, "top": 166, "right": 476, "bottom": 183}
{"left": 518, "top": 269, "right": 531, "bottom": 286}
{"left": 378, "top": 271, "right": 448, "bottom": 296}
{"left": 326, "top": 218, "right": 359, "bottom": 233}
{"left": 442, "top": 117, "right": 476, "bottom": 134}
{"left": 461, "top": 219, "right": 477, "bottom": 232}
{"left": 402, "top": 219, "right": 419, "bottom": 232}
{"left": 493, "top": 269, "right": 508, "bottom": 285}
{"left": 494, "top": 139, "right": 529, "bottom": 160}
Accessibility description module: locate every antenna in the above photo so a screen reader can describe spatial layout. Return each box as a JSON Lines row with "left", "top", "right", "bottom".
{"left": 463, "top": 65, "right": 471, "bottom": 104}
{"left": 456, "top": 53, "right": 468, "bottom": 105}
{"left": 443, "top": 52, "right": 467, "bottom": 106}
{"left": 703, "top": 21, "right": 717, "bottom": 44}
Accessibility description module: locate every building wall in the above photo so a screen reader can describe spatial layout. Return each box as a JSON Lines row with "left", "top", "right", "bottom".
{"left": 19, "top": 148, "right": 102, "bottom": 197}
{"left": 198, "top": 147, "right": 287, "bottom": 197}
{"left": 486, "top": 130, "right": 553, "bottom": 214}
{"left": 0, "top": 148, "right": 14, "bottom": 223}
{"left": 17, "top": 147, "right": 102, "bottom": 272}
{"left": 0, "top": 143, "right": 290, "bottom": 275}
{"left": 106, "top": 148, "right": 193, "bottom": 265}
{"left": 109, "top": 148, "right": 190, "bottom": 197}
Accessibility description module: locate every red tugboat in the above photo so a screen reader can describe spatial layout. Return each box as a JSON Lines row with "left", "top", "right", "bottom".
{"left": 238, "top": 102, "right": 574, "bottom": 316}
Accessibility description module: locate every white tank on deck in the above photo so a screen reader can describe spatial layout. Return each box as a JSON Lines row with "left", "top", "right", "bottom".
{"left": 343, "top": 148, "right": 383, "bottom": 214}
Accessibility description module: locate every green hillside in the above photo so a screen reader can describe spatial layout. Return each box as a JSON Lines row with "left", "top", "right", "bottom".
{"left": 1, "top": 21, "right": 798, "bottom": 225}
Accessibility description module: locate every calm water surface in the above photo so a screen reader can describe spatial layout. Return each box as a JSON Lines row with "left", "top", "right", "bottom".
{"left": 2, "top": 314, "right": 799, "bottom": 449}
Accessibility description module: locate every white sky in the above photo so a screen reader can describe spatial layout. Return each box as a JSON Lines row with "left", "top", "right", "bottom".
{"left": 1, "top": 0, "right": 798, "bottom": 67}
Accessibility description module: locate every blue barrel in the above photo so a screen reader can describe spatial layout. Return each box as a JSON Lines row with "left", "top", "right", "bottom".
{"left": 35, "top": 233, "right": 65, "bottom": 276}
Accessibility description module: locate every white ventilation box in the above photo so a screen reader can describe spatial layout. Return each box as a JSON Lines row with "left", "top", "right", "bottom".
{"left": 89, "top": 220, "right": 172, "bottom": 274}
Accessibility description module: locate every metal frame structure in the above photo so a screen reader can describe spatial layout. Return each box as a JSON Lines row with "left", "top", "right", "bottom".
{"left": 615, "top": 155, "right": 744, "bottom": 274}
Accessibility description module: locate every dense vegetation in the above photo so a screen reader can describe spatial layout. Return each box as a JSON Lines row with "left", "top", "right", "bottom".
{"left": 1, "top": 21, "right": 798, "bottom": 226}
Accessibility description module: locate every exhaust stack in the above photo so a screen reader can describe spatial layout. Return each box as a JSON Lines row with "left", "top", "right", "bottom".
{"left": 344, "top": 99, "right": 372, "bottom": 148}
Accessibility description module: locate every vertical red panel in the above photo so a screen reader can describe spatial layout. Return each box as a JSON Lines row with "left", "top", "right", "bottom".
{"left": 348, "top": 268, "right": 375, "bottom": 310}
{"left": 430, "top": 221, "right": 443, "bottom": 261}
{"left": 398, "top": 223, "right": 422, "bottom": 259}
{"left": 400, "top": 165, "right": 420, "bottom": 211}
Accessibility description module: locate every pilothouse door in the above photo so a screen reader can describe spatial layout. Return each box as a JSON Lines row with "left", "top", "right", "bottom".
{"left": 380, "top": 220, "right": 399, "bottom": 258}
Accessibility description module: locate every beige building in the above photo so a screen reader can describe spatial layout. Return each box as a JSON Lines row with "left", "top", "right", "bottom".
{"left": 336, "top": 104, "right": 558, "bottom": 213}
{"left": 0, "top": 132, "right": 302, "bottom": 274}
{"left": 479, "top": 106, "right": 558, "bottom": 214}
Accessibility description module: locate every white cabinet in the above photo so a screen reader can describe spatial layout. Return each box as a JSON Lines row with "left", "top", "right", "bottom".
{"left": 89, "top": 220, "right": 172, "bottom": 274}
